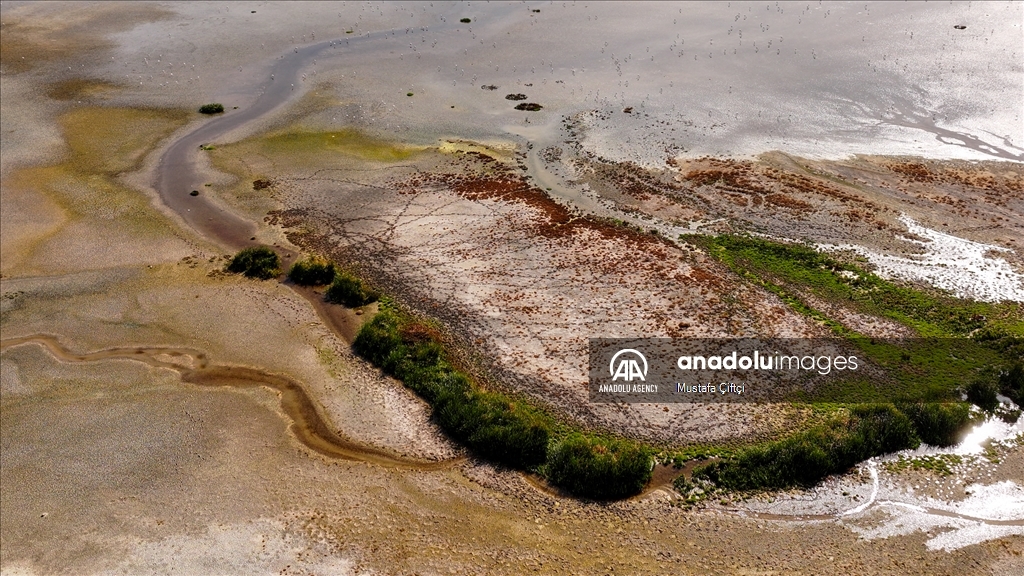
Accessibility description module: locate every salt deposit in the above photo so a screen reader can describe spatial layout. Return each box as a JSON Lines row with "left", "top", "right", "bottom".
{"left": 822, "top": 214, "right": 1024, "bottom": 303}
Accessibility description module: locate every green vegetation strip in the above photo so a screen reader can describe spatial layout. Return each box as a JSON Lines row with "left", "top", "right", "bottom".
{"left": 354, "top": 304, "right": 654, "bottom": 499}
{"left": 228, "top": 247, "right": 655, "bottom": 498}
{"left": 691, "top": 404, "right": 918, "bottom": 491}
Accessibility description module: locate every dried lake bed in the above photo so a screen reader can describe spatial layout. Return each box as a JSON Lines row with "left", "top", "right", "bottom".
{"left": 1, "top": 1, "right": 1022, "bottom": 574}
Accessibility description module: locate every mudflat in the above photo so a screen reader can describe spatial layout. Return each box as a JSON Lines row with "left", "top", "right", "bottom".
{"left": 2, "top": 2, "right": 1021, "bottom": 574}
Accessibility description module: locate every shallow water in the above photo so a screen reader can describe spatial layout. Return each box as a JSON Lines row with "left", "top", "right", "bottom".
{"left": 106, "top": 2, "right": 1020, "bottom": 168}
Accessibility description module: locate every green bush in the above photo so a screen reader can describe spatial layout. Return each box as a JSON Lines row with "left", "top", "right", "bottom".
{"left": 325, "top": 272, "right": 379, "bottom": 307}
{"left": 226, "top": 246, "right": 280, "bottom": 279}
{"left": 199, "top": 103, "right": 225, "bottom": 114}
{"left": 288, "top": 256, "right": 336, "bottom": 286}
{"left": 353, "top": 310, "right": 551, "bottom": 469}
{"left": 691, "top": 404, "right": 919, "bottom": 491}
{"left": 547, "top": 433, "right": 654, "bottom": 500}
{"left": 999, "top": 362, "right": 1024, "bottom": 406}
{"left": 965, "top": 376, "right": 1000, "bottom": 412}
{"left": 435, "top": 388, "right": 550, "bottom": 468}
{"left": 897, "top": 402, "right": 975, "bottom": 446}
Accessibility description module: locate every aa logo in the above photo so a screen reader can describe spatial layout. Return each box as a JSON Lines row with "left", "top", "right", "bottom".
{"left": 610, "top": 349, "right": 648, "bottom": 382}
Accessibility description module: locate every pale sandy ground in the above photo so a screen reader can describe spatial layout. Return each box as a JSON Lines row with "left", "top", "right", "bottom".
{"left": 1, "top": 2, "right": 1022, "bottom": 574}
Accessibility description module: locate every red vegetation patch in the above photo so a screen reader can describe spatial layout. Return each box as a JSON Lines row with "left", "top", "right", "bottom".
{"left": 765, "top": 193, "right": 812, "bottom": 210}
{"left": 405, "top": 165, "right": 673, "bottom": 250}
{"left": 399, "top": 322, "right": 442, "bottom": 344}
{"left": 888, "top": 162, "right": 935, "bottom": 183}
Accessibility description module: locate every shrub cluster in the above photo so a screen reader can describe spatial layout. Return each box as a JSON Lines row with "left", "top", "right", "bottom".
{"left": 999, "top": 362, "right": 1024, "bottom": 406}
{"left": 514, "top": 102, "right": 543, "bottom": 111}
{"left": 546, "top": 433, "right": 654, "bottom": 500}
{"left": 199, "top": 103, "right": 225, "bottom": 114}
{"left": 964, "top": 376, "right": 1000, "bottom": 412}
{"left": 897, "top": 402, "right": 975, "bottom": 446}
{"left": 354, "top": 310, "right": 549, "bottom": 468}
{"left": 690, "top": 404, "right": 919, "bottom": 491}
{"left": 288, "top": 256, "right": 336, "bottom": 286}
{"left": 325, "top": 271, "right": 379, "bottom": 307}
{"left": 226, "top": 246, "right": 280, "bottom": 279}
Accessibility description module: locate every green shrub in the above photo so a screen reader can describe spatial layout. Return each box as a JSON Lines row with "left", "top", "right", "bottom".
{"left": 547, "top": 433, "right": 654, "bottom": 500}
{"left": 325, "top": 272, "right": 379, "bottom": 307}
{"left": 199, "top": 103, "right": 225, "bottom": 114}
{"left": 435, "top": 388, "right": 550, "bottom": 468}
{"left": 897, "top": 402, "right": 975, "bottom": 446}
{"left": 460, "top": 17, "right": 471, "bottom": 23}
{"left": 288, "top": 256, "right": 336, "bottom": 286}
{"left": 965, "top": 376, "right": 1000, "bottom": 412}
{"left": 692, "top": 404, "right": 919, "bottom": 491}
{"left": 999, "top": 362, "right": 1024, "bottom": 406}
{"left": 226, "top": 246, "right": 280, "bottom": 279}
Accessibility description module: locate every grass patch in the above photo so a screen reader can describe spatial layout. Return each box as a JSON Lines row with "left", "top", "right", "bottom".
{"left": 288, "top": 255, "right": 336, "bottom": 286}
{"left": 325, "top": 271, "right": 379, "bottom": 307}
{"left": 884, "top": 453, "right": 964, "bottom": 476}
{"left": 226, "top": 246, "right": 280, "bottom": 279}
{"left": 687, "top": 234, "right": 1023, "bottom": 404}
{"left": 686, "top": 234, "right": 1022, "bottom": 338}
